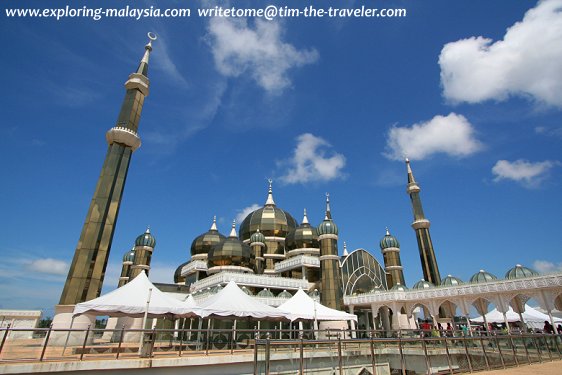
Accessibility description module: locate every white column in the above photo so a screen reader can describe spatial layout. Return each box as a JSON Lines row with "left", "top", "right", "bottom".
{"left": 349, "top": 306, "right": 356, "bottom": 338}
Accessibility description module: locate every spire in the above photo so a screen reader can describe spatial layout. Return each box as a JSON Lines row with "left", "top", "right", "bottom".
{"left": 405, "top": 158, "right": 417, "bottom": 184}
{"left": 324, "top": 192, "right": 332, "bottom": 220}
{"left": 265, "top": 178, "right": 275, "bottom": 206}
{"left": 229, "top": 220, "right": 237, "bottom": 237}
{"left": 136, "top": 32, "right": 157, "bottom": 77}
{"left": 210, "top": 216, "right": 218, "bottom": 231}
{"left": 145, "top": 226, "right": 150, "bottom": 234}
{"left": 343, "top": 242, "right": 348, "bottom": 256}
{"left": 302, "top": 208, "right": 309, "bottom": 224}
{"left": 385, "top": 227, "right": 390, "bottom": 236}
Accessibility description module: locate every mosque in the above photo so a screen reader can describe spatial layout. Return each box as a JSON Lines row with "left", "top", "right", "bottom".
{"left": 51, "top": 34, "right": 562, "bottom": 338}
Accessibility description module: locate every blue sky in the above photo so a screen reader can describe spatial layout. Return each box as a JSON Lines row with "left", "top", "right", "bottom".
{"left": 1, "top": 0, "right": 561, "bottom": 317}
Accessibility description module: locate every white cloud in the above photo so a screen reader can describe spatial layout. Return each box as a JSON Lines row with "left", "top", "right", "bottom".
{"left": 206, "top": 17, "right": 318, "bottom": 93}
{"left": 384, "top": 113, "right": 482, "bottom": 161}
{"left": 533, "top": 260, "right": 562, "bottom": 274}
{"left": 153, "top": 34, "right": 189, "bottom": 89}
{"left": 236, "top": 204, "right": 260, "bottom": 224}
{"left": 25, "top": 258, "right": 68, "bottom": 276}
{"left": 439, "top": 0, "right": 562, "bottom": 107}
{"left": 279, "top": 133, "right": 346, "bottom": 184}
{"left": 535, "top": 125, "right": 562, "bottom": 139}
{"left": 492, "top": 159, "right": 558, "bottom": 187}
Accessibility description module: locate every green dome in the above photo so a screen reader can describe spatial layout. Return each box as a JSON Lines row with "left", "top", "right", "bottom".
{"left": 441, "top": 275, "right": 464, "bottom": 286}
{"left": 379, "top": 229, "right": 400, "bottom": 249}
{"left": 278, "top": 290, "right": 292, "bottom": 298}
{"left": 174, "top": 261, "right": 188, "bottom": 284}
{"left": 412, "top": 279, "right": 434, "bottom": 290}
{"left": 135, "top": 228, "right": 156, "bottom": 247}
{"left": 317, "top": 219, "right": 338, "bottom": 236}
{"left": 122, "top": 248, "right": 135, "bottom": 263}
{"left": 191, "top": 226, "right": 226, "bottom": 256}
{"left": 505, "top": 264, "right": 539, "bottom": 279}
{"left": 241, "top": 286, "right": 253, "bottom": 296}
{"left": 250, "top": 229, "right": 266, "bottom": 244}
{"left": 286, "top": 216, "right": 319, "bottom": 250}
{"left": 470, "top": 270, "right": 498, "bottom": 283}
{"left": 257, "top": 288, "right": 275, "bottom": 297}
{"left": 390, "top": 283, "right": 408, "bottom": 291}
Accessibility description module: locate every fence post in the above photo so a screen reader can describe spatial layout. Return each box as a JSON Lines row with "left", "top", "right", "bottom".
{"left": 253, "top": 331, "right": 259, "bottom": 375}
{"left": 299, "top": 332, "right": 304, "bottom": 375}
{"left": 493, "top": 333, "right": 505, "bottom": 369}
{"left": 0, "top": 324, "right": 11, "bottom": 359}
{"left": 542, "top": 335, "right": 553, "bottom": 361}
{"left": 178, "top": 327, "right": 183, "bottom": 357}
{"left": 508, "top": 335, "right": 519, "bottom": 366}
{"left": 421, "top": 336, "right": 431, "bottom": 374}
{"left": 398, "top": 331, "right": 406, "bottom": 375}
{"left": 79, "top": 325, "right": 91, "bottom": 361}
{"left": 479, "top": 335, "right": 490, "bottom": 370}
{"left": 264, "top": 332, "right": 271, "bottom": 375}
{"left": 337, "top": 332, "right": 343, "bottom": 375}
{"left": 462, "top": 337, "right": 473, "bottom": 373}
{"left": 369, "top": 332, "right": 377, "bottom": 375}
{"left": 39, "top": 324, "right": 53, "bottom": 362}
{"left": 443, "top": 336, "right": 454, "bottom": 375}
{"left": 533, "top": 335, "right": 543, "bottom": 363}
{"left": 116, "top": 325, "right": 125, "bottom": 359}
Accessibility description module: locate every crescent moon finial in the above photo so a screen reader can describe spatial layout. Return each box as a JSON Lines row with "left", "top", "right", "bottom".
{"left": 147, "top": 32, "right": 157, "bottom": 41}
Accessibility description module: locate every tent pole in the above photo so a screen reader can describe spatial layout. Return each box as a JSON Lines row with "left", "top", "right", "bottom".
{"left": 138, "top": 288, "right": 153, "bottom": 355}
{"left": 62, "top": 315, "right": 76, "bottom": 355}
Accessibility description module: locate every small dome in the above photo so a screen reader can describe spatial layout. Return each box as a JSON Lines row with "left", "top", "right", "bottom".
{"left": 470, "top": 270, "right": 498, "bottom": 283}
{"left": 505, "top": 264, "right": 539, "bottom": 279}
{"left": 257, "top": 288, "right": 275, "bottom": 298}
{"left": 122, "top": 248, "right": 135, "bottom": 263}
{"left": 412, "top": 279, "right": 434, "bottom": 290}
{"left": 241, "top": 286, "right": 253, "bottom": 296}
{"left": 380, "top": 229, "right": 400, "bottom": 249}
{"left": 135, "top": 227, "right": 156, "bottom": 247}
{"left": 210, "top": 284, "right": 224, "bottom": 294}
{"left": 441, "top": 274, "right": 464, "bottom": 286}
{"left": 286, "top": 209, "right": 319, "bottom": 250}
{"left": 278, "top": 290, "right": 292, "bottom": 299}
{"left": 250, "top": 229, "right": 266, "bottom": 244}
{"left": 317, "top": 219, "right": 338, "bottom": 236}
{"left": 208, "top": 222, "right": 252, "bottom": 269}
{"left": 173, "top": 261, "right": 189, "bottom": 284}
{"left": 191, "top": 217, "right": 227, "bottom": 257}
{"left": 390, "top": 283, "right": 408, "bottom": 291}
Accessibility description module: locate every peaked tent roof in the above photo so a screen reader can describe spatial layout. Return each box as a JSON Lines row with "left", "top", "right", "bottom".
{"left": 471, "top": 304, "right": 562, "bottom": 328}
{"left": 73, "top": 271, "right": 199, "bottom": 318}
{"left": 196, "top": 280, "right": 290, "bottom": 321}
{"left": 278, "top": 289, "right": 357, "bottom": 322}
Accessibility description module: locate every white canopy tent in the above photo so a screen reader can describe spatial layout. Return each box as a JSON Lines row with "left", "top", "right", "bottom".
{"left": 196, "top": 280, "right": 291, "bottom": 321}
{"left": 471, "top": 304, "right": 562, "bottom": 329}
{"left": 73, "top": 271, "right": 199, "bottom": 318}
{"left": 278, "top": 289, "right": 357, "bottom": 322}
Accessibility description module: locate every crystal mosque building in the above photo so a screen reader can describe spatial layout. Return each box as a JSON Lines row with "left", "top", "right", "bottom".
{"left": 52, "top": 34, "right": 562, "bottom": 337}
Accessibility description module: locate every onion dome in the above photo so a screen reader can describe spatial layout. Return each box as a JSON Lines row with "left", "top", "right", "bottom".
{"left": 470, "top": 270, "right": 498, "bottom": 283}
{"left": 505, "top": 264, "right": 539, "bottom": 279}
{"left": 135, "top": 227, "right": 156, "bottom": 247}
{"left": 286, "top": 209, "right": 319, "bottom": 250}
{"left": 241, "top": 286, "right": 253, "bottom": 296}
{"left": 441, "top": 274, "right": 464, "bottom": 286}
{"left": 191, "top": 216, "right": 226, "bottom": 256}
{"left": 380, "top": 228, "right": 400, "bottom": 249}
{"left": 278, "top": 290, "right": 292, "bottom": 299}
{"left": 412, "top": 279, "right": 435, "bottom": 290}
{"left": 317, "top": 193, "right": 338, "bottom": 236}
{"left": 122, "top": 247, "right": 136, "bottom": 263}
{"left": 173, "top": 261, "right": 189, "bottom": 284}
{"left": 390, "top": 283, "right": 408, "bottom": 291}
{"left": 208, "top": 221, "right": 252, "bottom": 268}
{"left": 250, "top": 228, "right": 266, "bottom": 244}
{"left": 210, "top": 284, "right": 223, "bottom": 294}
{"left": 257, "top": 288, "right": 275, "bottom": 297}
{"left": 239, "top": 180, "right": 297, "bottom": 240}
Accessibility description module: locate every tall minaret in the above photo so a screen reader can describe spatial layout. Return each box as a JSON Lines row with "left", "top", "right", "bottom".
{"left": 405, "top": 159, "right": 441, "bottom": 286}
{"left": 316, "top": 193, "right": 343, "bottom": 310}
{"left": 59, "top": 33, "right": 157, "bottom": 305}
{"left": 118, "top": 247, "right": 136, "bottom": 287}
{"left": 379, "top": 228, "right": 406, "bottom": 288}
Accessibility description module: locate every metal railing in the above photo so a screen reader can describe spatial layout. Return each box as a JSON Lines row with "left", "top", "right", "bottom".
{"left": 0, "top": 325, "right": 560, "bottom": 374}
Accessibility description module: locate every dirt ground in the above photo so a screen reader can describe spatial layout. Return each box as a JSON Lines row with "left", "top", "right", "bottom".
{"left": 477, "top": 360, "right": 562, "bottom": 375}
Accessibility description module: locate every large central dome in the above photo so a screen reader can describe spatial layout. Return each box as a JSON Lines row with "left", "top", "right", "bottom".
{"left": 239, "top": 182, "right": 297, "bottom": 241}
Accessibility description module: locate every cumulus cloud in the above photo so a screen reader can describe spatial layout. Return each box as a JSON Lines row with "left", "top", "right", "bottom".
{"left": 533, "top": 260, "right": 562, "bottom": 274}
{"left": 279, "top": 133, "right": 346, "bottom": 184}
{"left": 439, "top": 0, "right": 562, "bottom": 107}
{"left": 206, "top": 17, "right": 318, "bottom": 93}
{"left": 492, "top": 159, "right": 559, "bottom": 187}
{"left": 384, "top": 113, "right": 483, "bottom": 161}
{"left": 236, "top": 204, "right": 260, "bottom": 224}
{"left": 25, "top": 258, "right": 68, "bottom": 276}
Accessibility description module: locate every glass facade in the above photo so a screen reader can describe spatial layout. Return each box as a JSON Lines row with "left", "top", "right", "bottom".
{"left": 341, "top": 249, "right": 387, "bottom": 295}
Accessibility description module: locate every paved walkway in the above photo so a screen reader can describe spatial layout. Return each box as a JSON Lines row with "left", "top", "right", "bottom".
{"left": 478, "top": 360, "right": 562, "bottom": 374}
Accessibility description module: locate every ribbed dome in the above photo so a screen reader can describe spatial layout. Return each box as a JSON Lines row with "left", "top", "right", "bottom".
{"left": 250, "top": 229, "right": 266, "bottom": 244}
{"left": 257, "top": 288, "right": 275, "bottom": 297}
{"left": 173, "top": 261, "right": 188, "bottom": 284}
{"left": 505, "top": 264, "right": 539, "bottom": 279}
{"left": 191, "top": 217, "right": 226, "bottom": 256}
{"left": 135, "top": 228, "right": 156, "bottom": 247}
{"left": 390, "top": 283, "right": 408, "bottom": 291}
{"left": 286, "top": 210, "right": 319, "bottom": 250}
{"left": 380, "top": 229, "right": 400, "bottom": 249}
{"left": 317, "top": 219, "right": 338, "bottom": 236}
{"left": 278, "top": 290, "right": 292, "bottom": 298}
{"left": 412, "top": 279, "right": 434, "bottom": 290}
{"left": 441, "top": 275, "right": 464, "bottom": 286}
{"left": 239, "top": 183, "right": 297, "bottom": 240}
{"left": 122, "top": 248, "right": 135, "bottom": 263}
{"left": 208, "top": 222, "right": 252, "bottom": 269}
{"left": 241, "top": 286, "right": 253, "bottom": 296}
{"left": 470, "top": 270, "right": 498, "bottom": 283}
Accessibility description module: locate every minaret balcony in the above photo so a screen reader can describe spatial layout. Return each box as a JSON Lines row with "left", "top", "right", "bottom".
{"left": 411, "top": 219, "right": 431, "bottom": 230}
{"left": 180, "top": 260, "right": 208, "bottom": 276}
{"left": 125, "top": 73, "right": 150, "bottom": 96}
{"left": 106, "top": 126, "right": 141, "bottom": 151}
{"left": 274, "top": 255, "right": 320, "bottom": 273}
